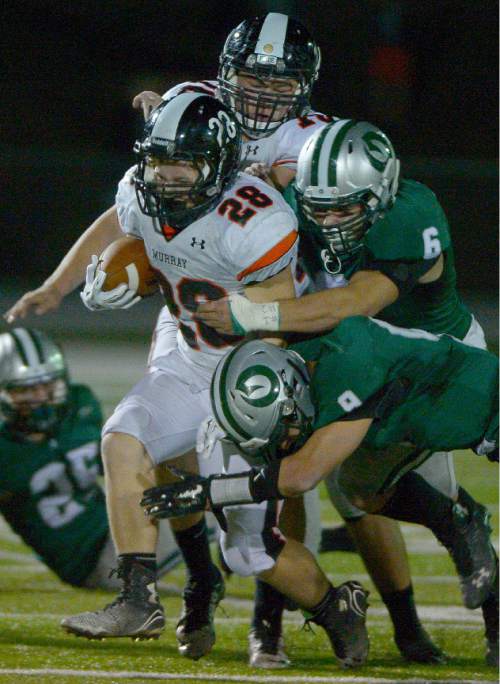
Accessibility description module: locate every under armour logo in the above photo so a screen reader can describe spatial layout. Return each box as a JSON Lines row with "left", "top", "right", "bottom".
{"left": 246, "top": 144, "right": 260, "bottom": 156}
{"left": 190, "top": 237, "right": 206, "bottom": 249}
{"left": 472, "top": 567, "right": 492, "bottom": 589}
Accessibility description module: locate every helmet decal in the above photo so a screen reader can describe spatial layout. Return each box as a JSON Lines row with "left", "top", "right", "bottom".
{"left": 235, "top": 365, "right": 280, "bottom": 407}
{"left": 362, "top": 131, "right": 392, "bottom": 172}
{"left": 208, "top": 110, "right": 238, "bottom": 147}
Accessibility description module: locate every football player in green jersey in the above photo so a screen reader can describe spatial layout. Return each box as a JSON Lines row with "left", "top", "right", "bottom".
{"left": 195, "top": 119, "right": 496, "bottom": 664}
{"left": 0, "top": 328, "right": 180, "bottom": 590}
{"left": 143, "top": 325, "right": 499, "bottom": 666}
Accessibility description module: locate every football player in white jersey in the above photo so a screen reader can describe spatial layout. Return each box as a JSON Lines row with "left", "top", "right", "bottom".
{"left": 50, "top": 93, "right": 314, "bottom": 658}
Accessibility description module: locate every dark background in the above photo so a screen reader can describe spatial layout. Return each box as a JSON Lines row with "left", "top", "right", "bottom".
{"left": 1, "top": 0, "right": 498, "bottom": 299}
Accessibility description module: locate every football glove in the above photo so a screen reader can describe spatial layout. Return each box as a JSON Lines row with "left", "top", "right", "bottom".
{"left": 141, "top": 462, "right": 283, "bottom": 531}
{"left": 196, "top": 416, "right": 227, "bottom": 460}
{"left": 80, "top": 255, "right": 141, "bottom": 311}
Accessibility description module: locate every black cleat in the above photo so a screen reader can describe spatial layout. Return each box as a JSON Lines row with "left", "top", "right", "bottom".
{"left": 395, "top": 627, "right": 448, "bottom": 664}
{"left": 482, "top": 561, "right": 499, "bottom": 668}
{"left": 248, "top": 622, "right": 290, "bottom": 669}
{"left": 443, "top": 501, "right": 497, "bottom": 609}
{"left": 308, "top": 581, "right": 369, "bottom": 668}
{"left": 61, "top": 561, "right": 164, "bottom": 640}
{"left": 176, "top": 567, "right": 225, "bottom": 659}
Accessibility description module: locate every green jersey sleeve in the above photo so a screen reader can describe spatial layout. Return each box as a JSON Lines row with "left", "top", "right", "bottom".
{"left": 365, "top": 179, "right": 451, "bottom": 262}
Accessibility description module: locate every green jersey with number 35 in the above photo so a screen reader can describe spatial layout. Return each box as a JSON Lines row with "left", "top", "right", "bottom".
{"left": 0, "top": 384, "right": 108, "bottom": 586}
{"left": 291, "top": 316, "right": 498, "bottom": 452}
{"left": 290, "top": 179, "right": 472, "bottom": 339}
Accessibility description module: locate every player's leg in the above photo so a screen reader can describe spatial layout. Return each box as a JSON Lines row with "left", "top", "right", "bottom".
{"left": 161, "top": 450, "right": 225, "bottom": 660}
{"left": 249, "top": 489, "right": 321, "bottom": 668}
{"left": 220, "top": 495, "right": 369, "bottom": 669}
{"left": 61, "top": 430, "right": 165, "bottom": 639}
{"left": 376, "top": 454, "right": 497, "bottom": 610}
{"left": 325, "top": 463, "right": 446, "bottom": 663}
{"left": 344, "top": 445, "right": 498, "bottom": 664}
{"left": 62, "top": 361, "right": 223, "bottom": 648}
{"left": 84, "top": 518, "right": 183, "bottom": 591}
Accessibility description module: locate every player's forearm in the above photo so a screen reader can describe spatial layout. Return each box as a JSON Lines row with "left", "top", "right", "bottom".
{"left": 278, "top": 288, "right": 375, "bottom": 333}
{"left": 43, "top": 206, "right": 123, "bottom": 296}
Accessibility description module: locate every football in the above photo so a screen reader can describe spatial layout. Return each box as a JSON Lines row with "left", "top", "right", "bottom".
{"left": 98, "top": 236, "right": 158, "bottom": 297}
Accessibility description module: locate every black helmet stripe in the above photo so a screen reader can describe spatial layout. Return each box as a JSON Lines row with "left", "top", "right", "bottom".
{"left": 10, "top": 328, "right": 44, "bottom": 367}
{"left": 255, "top": 12, "right": 289, "bottom": 58}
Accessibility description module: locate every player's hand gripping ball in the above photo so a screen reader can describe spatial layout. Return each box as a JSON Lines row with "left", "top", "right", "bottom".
{"left": 80, "top": 236, "right": 158, "bottom": 311}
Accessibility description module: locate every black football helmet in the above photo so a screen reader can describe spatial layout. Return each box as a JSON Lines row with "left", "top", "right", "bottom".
{"left": 134, "top": 93, "right": 241, "bottom": 237}
{"left": 218, "top": 12, "right": 321, "bottom": 139}
{"left": 0, "top": 328, "right": 69, "bottom": 436}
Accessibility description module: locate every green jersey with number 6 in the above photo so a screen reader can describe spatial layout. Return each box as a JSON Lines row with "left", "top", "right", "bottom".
{"left": 291, "top": 179, "right": 472, "bottom": 339}
{"left": 0, "top": 384, "right": 108, "bottom": 586}
{"left": 291, "top": 316, "right": 498, "bottom": 452}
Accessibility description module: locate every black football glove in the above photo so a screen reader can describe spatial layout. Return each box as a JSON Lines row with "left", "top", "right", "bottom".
{"left": 141, "top": 471, "right": 210, "bottom": 519}
{"left": 141, "top": 461, "right": 283, "bottom": 532}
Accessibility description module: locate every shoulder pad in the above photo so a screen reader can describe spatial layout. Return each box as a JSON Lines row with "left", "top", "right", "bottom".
{"left": 365, "top": 179, "right": 451, "bottom": 261}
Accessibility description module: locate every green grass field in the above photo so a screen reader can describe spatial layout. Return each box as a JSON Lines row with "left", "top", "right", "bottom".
{"left": 0, "top": 339, "right": 497, "bottom": 683}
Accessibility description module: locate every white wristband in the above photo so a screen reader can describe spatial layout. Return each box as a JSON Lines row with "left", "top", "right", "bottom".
{"left": 229, "top": 294, "right": 280, "bottom": 333}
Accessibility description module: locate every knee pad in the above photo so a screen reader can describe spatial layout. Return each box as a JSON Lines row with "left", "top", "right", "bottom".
{"left": 324, "top": 466, "right": 367, "bottom": 522}
{"left": 219, "top": 531, "right": 277, "bottom": 577}
{"left": 413, "top": 452, "right": 458, "bottom": 500}
{"left": 219, "top": 503, "right": 285, "bottom": 577}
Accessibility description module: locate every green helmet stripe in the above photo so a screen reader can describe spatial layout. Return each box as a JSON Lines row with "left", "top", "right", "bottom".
{"left": 309, "top": 123, "right": 334, "bottom": 187}
{"left": 319, "top": 119, "right": 358, "bottom": 188}
{"left": 28, "top": 329, "right": 47, "bottom": 363}
{"left": 211, "top": 346, "right": 253, "bottom": 441}
{"left": 10, "top": 329, "right": 42, "bottom": 367}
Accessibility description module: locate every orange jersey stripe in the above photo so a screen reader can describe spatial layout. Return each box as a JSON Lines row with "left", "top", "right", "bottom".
{"left": 272, "top": 159, "right": 297, "bottom": 167}
{"left": 237, "top": 230, "right": 298, "bottom": 281}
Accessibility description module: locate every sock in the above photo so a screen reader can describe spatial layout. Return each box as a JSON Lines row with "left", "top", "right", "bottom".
{"left": 173, "top": 517, "right": 218, "bottom": 585}
{"left": 306, "top": 584, "right": 336, "bottom": 624}
{"left": 379, "top": 471, "right": 455, "bottom": 541}
{"left": 252, "top": 579, "right": 286, "bottom": 636}
{"left": 118, "top": 552, "right": 156, "bottom": 574}
{"left": 381, "top": 584, "right": 423, "bottom": 641}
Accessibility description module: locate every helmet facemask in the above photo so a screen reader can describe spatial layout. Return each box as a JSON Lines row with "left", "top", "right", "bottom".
{"left": 218, "top": 13, "right": 321, "bottom": 140}
{"left": 219, "top": 65, "right": 309, "bottom": 139}
{"left": 1, "top": 375, "right": 68, "bottom": 436}
{"left": 297, "top": 189, "right": 376, "bottom": 265}
{"left": 134, "top": 150, "right": 227, "bottom": 232}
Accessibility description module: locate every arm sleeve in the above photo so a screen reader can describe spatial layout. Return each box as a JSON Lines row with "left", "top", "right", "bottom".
{"left": 272, "top": 114, "right": 331, "bottom": 169}
{"left": 162, "top": 80, "right": 217, "bottom": 100}
{"left": 115, "top": 167, "right": 143, "bottom": 238}
{"left": 363, "top": 254, "right": 441, "bottom": 295}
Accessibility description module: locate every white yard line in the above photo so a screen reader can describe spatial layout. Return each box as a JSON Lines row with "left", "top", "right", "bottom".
{"left": 0, "top": 669, "right": 495, "bottom": 684}
{"left": 0, "top": 603, "right": 484, "bottom": 626}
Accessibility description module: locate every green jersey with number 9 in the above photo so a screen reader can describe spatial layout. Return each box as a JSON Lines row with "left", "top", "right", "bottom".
{"left": 0, "top": 384, "right": 108, "bottom": 586}
{"left": 291, "top": 316, "right": 498, "bottom": 453}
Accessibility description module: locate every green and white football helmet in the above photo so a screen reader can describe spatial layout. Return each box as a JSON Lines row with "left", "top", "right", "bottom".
{"left": 210, "top": 340, "right": 315, "bottom": 462}
{"left": 294, "top": 119, "right": 400, "bottom": 267}
{"left": 0, "top": 328, "right": 68, "bottom": 434}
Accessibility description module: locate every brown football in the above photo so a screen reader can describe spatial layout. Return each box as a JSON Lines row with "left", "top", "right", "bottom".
{"left": 98, "top": 236, "right": 158, "bottom": 297}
